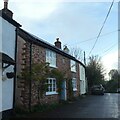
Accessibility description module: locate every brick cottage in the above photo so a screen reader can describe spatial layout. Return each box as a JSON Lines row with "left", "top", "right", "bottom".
{"left": 15, "top": 28, "right": 87, "bottom": 110}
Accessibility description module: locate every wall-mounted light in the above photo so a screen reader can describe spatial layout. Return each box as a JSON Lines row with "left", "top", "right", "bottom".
{"left": 0, "top": 52, "right": 15, "bottom": 80}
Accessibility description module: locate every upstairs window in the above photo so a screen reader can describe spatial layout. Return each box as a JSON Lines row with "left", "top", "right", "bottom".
{"left": 70, "top": 60, "right": 76, "bottom": 72}
{"left": 46, "top": 49, "right": 56, "bottom": 68}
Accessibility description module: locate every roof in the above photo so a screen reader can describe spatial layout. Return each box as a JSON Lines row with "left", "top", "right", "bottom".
{"left": 18, "top": 28, "right": 86, "bottom": 68}
{"left": 0, "top": 52, "right": 15, "bottom": 65}
{"left": 0, "top": 9, "right": 21, "bottom": 27}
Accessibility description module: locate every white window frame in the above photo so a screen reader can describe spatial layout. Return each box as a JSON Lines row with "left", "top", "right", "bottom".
{"left": 70, "top": 60, "right": 76, "bottom": 72}
{"left": 46, "top": 78, "right": 58, "bottom": 95}
{"left": 46, "top": 49, "right": 56, "bottom": 68}
{"left": 72, "top": 78, "right": 77, "bottom": 91}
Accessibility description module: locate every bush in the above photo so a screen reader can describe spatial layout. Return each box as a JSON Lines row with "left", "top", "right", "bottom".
{"left": 32, "top": 103, "right": 59, "bottom": 113}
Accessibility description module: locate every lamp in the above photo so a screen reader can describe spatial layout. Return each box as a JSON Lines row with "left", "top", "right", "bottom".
{"left": 0, "top": 52, "right": 15, "bottom": 80}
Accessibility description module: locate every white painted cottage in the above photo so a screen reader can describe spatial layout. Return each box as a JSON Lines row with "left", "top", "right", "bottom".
{"left": 0, "top": 0, "right": 21, "bottom": 118}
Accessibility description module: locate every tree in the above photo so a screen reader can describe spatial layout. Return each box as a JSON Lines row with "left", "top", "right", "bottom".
{"left": 86, "top": 55, "right": 105, "bottom": 90}
{"left": 20, "top": 62, "right": 50, "bottom": 104}
{"left": 106, "top": 69, "right": 119, "bottom": 92}
{"left": 69, "top": 47, "right": 83, "bottom": 61}
{"left": 20, "top": 62, "right": 72, "bottom": 104}
{"left": 108, "top": 69, "right": 118, "bottom": 80}
{"left": 50, "top": 69, "right": 64, "bottom": 95}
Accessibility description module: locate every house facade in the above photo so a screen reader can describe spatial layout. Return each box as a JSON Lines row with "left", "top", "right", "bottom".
{"left": 79, "top": 64, "right": 87, "bottom": 95}
{"left": 0, "top": 0, "right": 21, "bottom": 118}
{"left": 15, "top": 28, "right": 86, "bottom": 110}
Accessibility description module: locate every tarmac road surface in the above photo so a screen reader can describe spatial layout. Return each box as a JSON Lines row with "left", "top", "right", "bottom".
{"left": 25, "top": 93, "right": 120, "bottom": 119}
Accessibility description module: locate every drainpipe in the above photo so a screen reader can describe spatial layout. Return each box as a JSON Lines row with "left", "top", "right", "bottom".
{"left": 29, "top": 43, "right": 32, "bottom": 112}
{"left": 13, "top": 28, "right": 18, "bottom": 111}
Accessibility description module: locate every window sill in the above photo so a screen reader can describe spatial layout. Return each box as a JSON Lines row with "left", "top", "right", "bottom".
{"left": 46, "top": 92, "right": 58, "bottom": 96}
{"left": 71, "top": 70, "right": 76, "bottom": 73}
{"left": 49, "top": 65, "right": 58, "bottom": 69}
{"left": 73, "top": 89, "right": 77, "bottom": 91}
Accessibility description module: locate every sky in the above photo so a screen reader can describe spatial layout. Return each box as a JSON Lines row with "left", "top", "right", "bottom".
{"left": 0, "top": 0, "right": 119, "bottom": 80}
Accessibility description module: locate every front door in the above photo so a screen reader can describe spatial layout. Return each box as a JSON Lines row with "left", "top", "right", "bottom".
{"left": 60, "top": 80, "right": 67, "bottom": 101}
{"left": 80, "top": 80, "right": 85, "bottom": 95}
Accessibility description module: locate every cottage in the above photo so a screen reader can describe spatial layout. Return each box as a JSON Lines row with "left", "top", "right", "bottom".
{"left": 0, "top": 0, "right": 21, "bottom": 118}
{"left": 15, "top": 28, "right": 86, "bottom": 111}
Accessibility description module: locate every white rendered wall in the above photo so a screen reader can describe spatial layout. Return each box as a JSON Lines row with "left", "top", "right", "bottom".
{"left": 79, "top": 64, "right": 86, "bottom": 95}
{"left": 0, "top": 16, "right": 2, "bottom": 118}
{"left": 0, "top": 16, "right": 16, "bottom": 112}
{"left": 2, "top": 18, "right": 16, "bottom": 59}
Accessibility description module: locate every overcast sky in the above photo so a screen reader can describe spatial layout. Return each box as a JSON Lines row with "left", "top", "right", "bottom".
{"left": 0, "top": 0, "right": 118, "bottom": 80}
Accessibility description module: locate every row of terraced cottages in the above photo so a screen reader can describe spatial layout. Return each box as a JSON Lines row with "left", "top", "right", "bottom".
{"left": 15, "top": 28, "right": 87, "bottom": 110}
{"left": 0, "top": 0, "right": 87, "bottom": 116}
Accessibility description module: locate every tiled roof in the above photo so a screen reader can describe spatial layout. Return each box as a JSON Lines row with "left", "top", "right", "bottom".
{"left": 18, "top": 28, "right": 85, "bottom": 68}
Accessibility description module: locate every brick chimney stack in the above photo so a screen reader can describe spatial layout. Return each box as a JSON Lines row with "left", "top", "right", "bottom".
{"left": 1, "top": 0, "right": 13, "bottom": 19}
{"left": 54, "top": 38, "right": 61, "bottom": 49}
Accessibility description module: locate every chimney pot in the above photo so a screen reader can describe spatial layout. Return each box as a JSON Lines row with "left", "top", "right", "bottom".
{"left": 56, "top": 38, "right": 59, "bottom": 41}
{"left": 54, "top": 38, "right": 61, "bottom": 49}
{"left": 63, "top": 45, "right": 69, "bottom": 54}
{"left": 3, "top": 0, "right": 8, "bottom": 9}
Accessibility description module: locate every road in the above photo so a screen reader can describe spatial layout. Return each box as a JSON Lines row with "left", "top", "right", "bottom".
{"left": 29, "top": 93, "right": 120, "bottom": 118}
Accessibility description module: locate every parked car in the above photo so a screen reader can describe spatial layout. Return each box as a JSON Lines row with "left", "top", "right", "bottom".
{"left": 91, "top": 84, "right": 105, "bottom": 95}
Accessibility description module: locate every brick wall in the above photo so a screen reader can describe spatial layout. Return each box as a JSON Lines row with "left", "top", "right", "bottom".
{"left": 16, "top": 36, "right": 59, "bottom": 109}
{"left": 16, "top": 36, "right": 31, "bottom": 109}
{"left": 16, "top": 35, "right": 81, "bottom": 110}
{"left": 56, "top": 53, "right": 80, "bottom": 99}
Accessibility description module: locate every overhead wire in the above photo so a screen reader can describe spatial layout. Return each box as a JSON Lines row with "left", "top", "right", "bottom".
{"left": 100, "top": 43, "right": 117, "bottom": 57}
{"left": 88, "top": 0, "right": 115, "bottom": 57}
{"left": 71, "top": 30, "right": 117, "bottom": 45}
{"left": 84, "top": 42, "right": 117, "bottom": 62}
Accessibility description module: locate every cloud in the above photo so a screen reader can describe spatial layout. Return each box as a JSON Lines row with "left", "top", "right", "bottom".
{"left": 11, "top": 2, "right": 59, "bottom": 21}
{"left": 15, "top": 3, "right": 112, "bottom": 44}
{"left": 0, "top": 0, "right": 63, "bottom": 21}
{"left": 101, "top": 50, "right": 118, "bottom": 79}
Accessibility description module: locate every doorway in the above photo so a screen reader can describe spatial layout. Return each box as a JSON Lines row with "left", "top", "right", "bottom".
{"left": 60, "top": 80, "right": 67, "bottom": 101}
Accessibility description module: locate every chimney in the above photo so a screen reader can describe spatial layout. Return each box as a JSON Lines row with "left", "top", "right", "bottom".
{"left": 54, "top": 38, "right": 61, "bottom": 49}
{"left": 1, "top": 0, "right": 13, "bottom": 19}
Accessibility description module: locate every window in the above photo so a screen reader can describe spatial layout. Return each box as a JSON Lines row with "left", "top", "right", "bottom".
{"left": 46, "top": 49, "right": 56, "bottom": 68}
{"left": 72, "top": 78, "right": 77, "bottom": 91}
{"left": 70, "top": 60, "right": 76, "bottom": 72}
{"left": 46, "top": 78, "right": 57, "bottom": 95}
